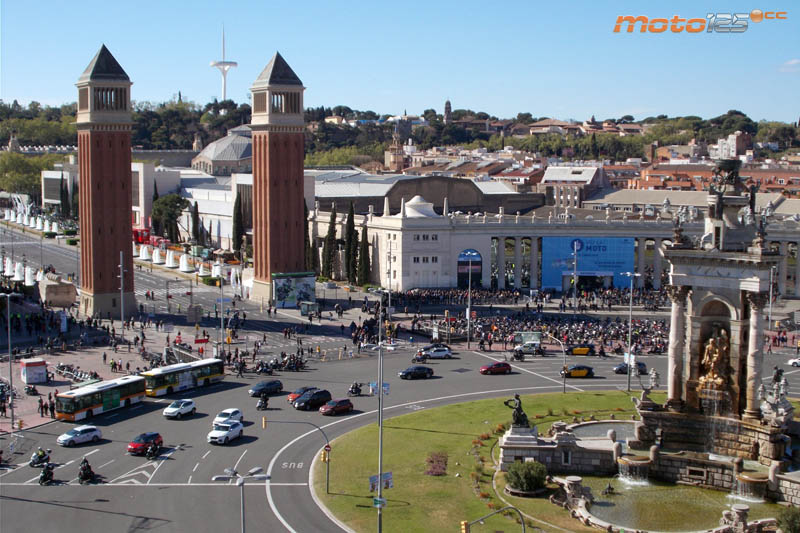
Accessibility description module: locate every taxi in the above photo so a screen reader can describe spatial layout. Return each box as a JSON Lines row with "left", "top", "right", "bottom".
{"left": 560, "top": 365, "right": 594, "bottom": 378}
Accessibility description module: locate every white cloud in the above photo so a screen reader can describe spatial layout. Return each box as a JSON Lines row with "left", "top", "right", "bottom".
{"left": 779, "top": 58, "right": 800, "bottom": 73}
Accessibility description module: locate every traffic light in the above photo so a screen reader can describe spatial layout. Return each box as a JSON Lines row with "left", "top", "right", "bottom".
{"left": 320, "top": 450, "right": 329, "bottom": 463}
{"left": 460, "top": 520, "right": 470, "bottom": 533}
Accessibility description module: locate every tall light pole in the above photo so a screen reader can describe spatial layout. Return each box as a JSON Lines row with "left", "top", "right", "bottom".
{"left": 377, "top": 298, "right": 385, "bottom": 532}
{"left": 572, "top": 240, "right": 578, "bottom": 315}
{"left": 622, "top": 271, "right": 641, "bottom": 392}
{"left": 462, "top": 250, "right": 480, "bottom": 349}
{"left": 545, "top": 333, "right": 568, "bottom": 393}
{"left": 118, "top": 251, "right": 127, "bottom": 340}
{"left": 212, "top": 466, "right": 267, "bottom": 533}
{"left": 768, "top": 265, "right": 777, "bottom": 332}
{"left": 3, "top": 293, "right": 21, "bottom": 431}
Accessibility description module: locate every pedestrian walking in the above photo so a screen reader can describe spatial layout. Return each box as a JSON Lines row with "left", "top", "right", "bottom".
{"left": 0, "top": 401, "right": 7, "bottom": 417}
{"left": 49, "top": 400, "right": 55, "bottom": 418}
{"left": 103, "top": 352, "right": 107, "bottom": 364}
{"left": 38, "top": 397, "right": 45, "bottom": 417}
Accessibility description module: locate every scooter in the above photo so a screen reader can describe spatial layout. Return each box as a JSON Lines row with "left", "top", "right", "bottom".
{"left": 24, "top": 385, "right": 39, "bottom": 395}
{"left": 78, "top": 465, "right": 95, "bottom": 485}
{"left": 347, "top": 383, "right": 362, "bottom": 397}
{"left": 30, "top": 449, "right": 52, "bottom": 467}
{"left": 411, "top": 352, "right": 427, "bottom": 363}
{"left": 39, "top": 464, "right": 54, "bottom": 485}
{"left": 145, "top": 445, "right": 160, "bottom": 461}
{"left": 256, "top": 397, "right": 269, "bottom": 411}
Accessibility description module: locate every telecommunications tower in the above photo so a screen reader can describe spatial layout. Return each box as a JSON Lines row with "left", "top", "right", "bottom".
{"left": 210, "top": 26, "right": 237, "bottom": 100}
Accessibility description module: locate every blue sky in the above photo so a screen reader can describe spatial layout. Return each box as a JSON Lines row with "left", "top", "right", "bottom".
{"left": 1, "top": 0, "right": 798, "bottom": 122}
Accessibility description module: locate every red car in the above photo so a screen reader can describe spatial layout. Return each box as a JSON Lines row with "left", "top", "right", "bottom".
{"left": 479, "top": 362, "right": 512, "bottom": 375}
{"left": 319, "top": 399, "right": 354, "bottom": 416}
{"left": 288, "top": 386, "right": 318, "bottom": 403}
{"left": 127, "top": 432, "right": 163, "bottom": 455}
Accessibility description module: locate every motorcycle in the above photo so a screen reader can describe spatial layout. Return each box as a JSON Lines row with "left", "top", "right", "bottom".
{"left": 39, "top": 464, "right": 54, "bottom": 485}
{"left": 256, "top": 397, "right": 269, "bottom": 411}
{"left": 30, "top": 449, "right": 52, "bottom": 467}
{"left": 347, "top": 383, "right": 362, "bottom": 397}
{"left": 79, "top": 464, "right": 95, "bottom": 485}
{"left": 24, "top": 385, "right": 39, "bottom": 395}
{"left": 411, "top": 352, "right": 427, "bottom": 363}
{"left": 145, "top": 445, "right": 160, "bottom": 461}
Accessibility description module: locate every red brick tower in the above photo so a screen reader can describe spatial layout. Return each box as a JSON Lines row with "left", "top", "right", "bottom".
{"left": 76, "top": 45, "right": 136, "bottom": 318}
{"left": 249, "top": 52, "right": 306, "bottom": 301}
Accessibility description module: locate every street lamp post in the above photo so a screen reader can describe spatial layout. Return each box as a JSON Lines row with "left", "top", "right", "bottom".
{"left": 768, "top": 265, "right": 777, "bottom": 332}
{"left": 377, "top": 298, "right": 385, "bottom": 532}
{"left": 545, "top": 332, "right": 567, "bottom": 393}
{"left": 118, "top": 251, "right": 127, "bottom": 341}
{"left": 211, "top": 466, "right": 268, "bottom": 533}
{"left": 3, "top": 293, "right": 21, "bottom": 431}
{"left": 572, "top": 240, "right": 578, "bottom": 315}
{"left": 622, "top": 271, "right": 641, "bottom": 392}
{"left": 467, "top": 255, "right": 472, "bottom": 349}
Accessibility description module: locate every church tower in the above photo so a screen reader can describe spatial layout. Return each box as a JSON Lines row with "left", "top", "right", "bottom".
{"left": 443, "top": 99, "right": 452, "bottom": 125}
{"left": 249, "top": 52, "right": 306, "bottom": 301}
{"left": 75, "top": 45, "right": 136, "bottom": 318}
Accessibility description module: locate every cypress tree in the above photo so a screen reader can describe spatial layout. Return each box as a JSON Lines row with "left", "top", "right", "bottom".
{"left": 357, "top": 225, "right": 370, "bottom": 286}
{"left": 151, "top": 181, "right": 161, "bottom": 235}
{"left": 232, "top": 194, "right": 243, "bottom": 256}
{"left": 191, "top": 201, "right": 200, "bottom": 243}
{"left": 590, "top": 132, "right": 599, "bottom": 159}
{"left": 304, "top": 201, "right": 311, "bottom": 271}
{"left": 350, "top": 227, "right": 359, "bottom": 283}
{"left": 321, "top": 205, "right": 337, "bottom": 278}
{"left": 344, "top": 202, "right": 355, "bottom": 282}
{"left": 207, "top": 220, "right": 214, "bottom": 247}
{"left": 71, "top": 183, "right": 79, "bottom": 220}
{"left": 59, "top": 177, "right": 69, "bottom": 218}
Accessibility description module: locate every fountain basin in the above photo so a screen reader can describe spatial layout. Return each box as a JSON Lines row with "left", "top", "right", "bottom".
{"left": 617, "top": 455, "right": 651, "bottom": 482}
{"left": 734, "top": 472, "right": 769, "bottom": 501}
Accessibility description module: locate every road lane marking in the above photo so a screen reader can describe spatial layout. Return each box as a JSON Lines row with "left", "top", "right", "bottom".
{"left": 193, "top": 462, "right": 199, "bottom": 472}
{"left": 98, "top": 459, "right": 115, "bottom": 469}
{"left": 146, "top": 448, "right": 176, "bottom": 485}
{"left": 56, "top": 460, "right": 75, "bottom": 470}
{"left": 202, "top": 450, "right": 211, "bottom": 459}
{"left": 265, "top": 383, "right": 582, "bottom": 533}
{"left": 229, "top": 449, "right": 248, "bottom": 483}
{"left": 83, "top": 448, "right": 100, "bottom": 457}
{"left": 188, "top": 475, "right": 192, "bottom": 484}
{"left": 25, "top": 475, "right": 39, "bottom": 484}
{"left": 469, "top": 351, "right": 583, "bottom": 392}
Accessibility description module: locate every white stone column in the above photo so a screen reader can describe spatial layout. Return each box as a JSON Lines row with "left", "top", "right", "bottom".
{"left": 744, "top": 292, "right": 768, "bottom": 420}
{"left": 778, "top": 241, "right": 788, "bottom": 296}
{"left": 497, "top": 238, "right": 506, "bottom": 289}
{"left": 480, "top": 243, "right": 491, "bottom": 289}
{"left": 513, "top": 237, "right": 522, "bottom": 288}
{"left": 530, "top": 237, "right": 539, "bottom": 289}
{"left": 636, "top": 238, "right": 646, "bottom": 288}
{"left": 666, "top": 286, "right": 689, "bottom": 409}
{"left": 794, "top": 243, "right": 800, "bottom": 296}
{"left": 653, "top": 239, "right": 663, "bottom": 290}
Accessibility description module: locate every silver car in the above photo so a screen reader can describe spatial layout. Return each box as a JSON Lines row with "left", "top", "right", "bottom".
{"left": 57, "top": 425, "right": 102, "bottom": 447}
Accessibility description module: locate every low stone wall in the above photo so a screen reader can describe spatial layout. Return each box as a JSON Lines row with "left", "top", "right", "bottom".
{"left": 768, "top": 474, "right": 800, "bottom": 505}
{"left": 650, "top": 452, "right": 736, "bottom": 490}
{"left": 499, "top": 439, "right": 616, "bottom": 475}
{"left": 637, "top": 410, "right": 787, "bottom": 465}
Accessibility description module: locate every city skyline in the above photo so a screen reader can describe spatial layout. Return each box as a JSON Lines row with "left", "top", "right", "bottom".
{"left": 1, "top": 0, "right": 798, "bottom": 122}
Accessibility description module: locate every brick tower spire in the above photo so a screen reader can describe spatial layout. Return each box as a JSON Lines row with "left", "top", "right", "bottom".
{"left": 249, "top": 52, "right": 306, "bottom": 301}
{"left": 76, "top": 45, "right": 136, "bottom": 318}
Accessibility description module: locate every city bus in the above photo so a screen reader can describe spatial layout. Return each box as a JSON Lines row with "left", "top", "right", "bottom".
{"left": 55, "top": 375, "right": 146, "bottom": 422}
{"left": 140, "top": 358, "right": 225, "bottom": 396}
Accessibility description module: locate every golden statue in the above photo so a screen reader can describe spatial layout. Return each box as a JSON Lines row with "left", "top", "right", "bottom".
{"left": 699, "top": 327, "right": 730, "bottom": 390}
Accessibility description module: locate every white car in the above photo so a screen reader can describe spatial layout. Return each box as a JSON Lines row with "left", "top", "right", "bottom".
{"left": 213, "top": 408, "right": 243, "bottom": 425}
{"left": 207, "top": 421, "right": 244, "bottom": 445}
{"left": 424, "top": 347, "right": 453, "bottom": 359}
{"left": 57, "top": 425, "right": 102, "bottom": 447}
{"left": 162, "top": 399, "right": 196, "bottom": 419}
{"left": 788, "top": 358, "right": 800, "bottom": 367}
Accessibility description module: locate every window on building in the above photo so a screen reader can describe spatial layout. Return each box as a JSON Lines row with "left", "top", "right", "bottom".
{"left": 778, "top": 179, "right": 785, "bottom": 185}
{"left": 413, "top": 257, "right": 420, "bottom": 263}
{"left": 392, "top": 270, "right": 396, "bottom": 279}
{"left": 562, "top": 450, "right": 571, "bottom": 465}
{"left": 432, "top": 257, "right": 438, "bottom": 263}
{"left": 413, "top": 234, "right": 420, "bottom": 241}
{"left": 431, "top": 234, "right": 438, "bottom": 241}
{"left": 422, "top": 234, "right": 429, "bottom": 241}
{"left": 392, "top": 256, "right": 396, "bottom": 262}
{"left": 422, "top": 257, "right": 429, "bottom": 263}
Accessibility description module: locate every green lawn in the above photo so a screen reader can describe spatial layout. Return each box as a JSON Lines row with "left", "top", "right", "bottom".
{"left": 312, "top": 390, "right": 666, "bottom": 533}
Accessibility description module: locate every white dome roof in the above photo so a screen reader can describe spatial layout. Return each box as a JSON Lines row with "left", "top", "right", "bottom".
{"left": 397, "top": 195, "right": 440, "bottom": 218}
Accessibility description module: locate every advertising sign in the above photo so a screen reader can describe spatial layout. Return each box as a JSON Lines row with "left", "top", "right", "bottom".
{"left": 541, "top": 237, "right": 634, "bottom": 289}
{"left": 272, "top": 272, "right": 316, "bottom": 309}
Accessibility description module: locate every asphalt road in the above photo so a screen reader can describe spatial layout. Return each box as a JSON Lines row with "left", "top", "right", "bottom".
{"left": 2, "top": 223, "right": 798, "bottom": 532}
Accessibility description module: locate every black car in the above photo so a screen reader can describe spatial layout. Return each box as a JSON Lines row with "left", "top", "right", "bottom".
{"left": 398, "top": 366, "right": 434, "bottom": 380}
{"left": 293, "top": 389, "right": 332, "bottom": 410}
{"left": 613, "top": 362, "right": 648, "bottom": 375}
{"left": 249, "top": 380, "right": 283, "bottom": 397}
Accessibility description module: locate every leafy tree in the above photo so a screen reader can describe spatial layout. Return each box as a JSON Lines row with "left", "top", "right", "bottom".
{"left": 778, "top": 506, "right": 800, "bottom": 533}
{"left": 357, "top": 225, "right": 370, "bottom": 286}
{"left": 344, "top": 203, "right": 356, "bottom": 283}
{"left": 321, "top": 206, "right": 337, "bottom": 278}
{"left": 191, "top": 201, "right": 200, "bottom": 243}
{"left": 516, "top": 112, "right": 534, "bottom": 124}
{"left": 232, "top": 193, "right": 244, "bottom": 256}
{"left": 506, "top": 461, "right": 547, "bottom": 492}
{"left": 151, "top": 194, "right": 189, "bottom": 243}
{"left": 0, "top": 152, "right": 62, "bottom": 205}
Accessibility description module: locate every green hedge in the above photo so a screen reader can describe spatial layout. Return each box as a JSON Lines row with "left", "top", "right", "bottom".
{"left": 200, "top": 276, "right": 222, "bottom": 286}
{"left": 66, "top": 238, "right": 79, "bottom": 246}
{"left": 43, "top": 232, "right": 56, "bottom": 239}
{"left": 63, "top": 229, "right": 77, "bottom": 236}
{"left": 506, "top": 460, "right": 547, "bottom": 492}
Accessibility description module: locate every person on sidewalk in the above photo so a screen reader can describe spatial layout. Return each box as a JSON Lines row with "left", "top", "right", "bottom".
{"left": 38, "top": 397, "right": 45, "bottom": 417}
{"left": 49, "top": 399, "right": 55, "bottom": 418}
